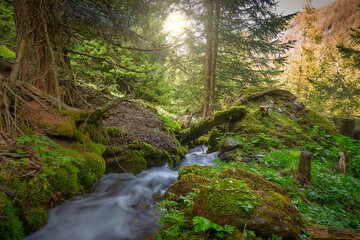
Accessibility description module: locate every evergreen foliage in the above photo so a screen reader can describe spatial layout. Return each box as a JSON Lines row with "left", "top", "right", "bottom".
{"left": 168, "top": 0, "right": 292, "bottom": 116}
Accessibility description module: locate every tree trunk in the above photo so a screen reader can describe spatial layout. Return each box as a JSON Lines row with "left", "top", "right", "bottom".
{"left": 340, "top": 118, "right": 355, "bottom": 138}
{"left": 203, "top": 0, "right": 214, "bottom": 118}
{"left": 202, "top": 0, "right": 220, "bottom": 118}
{"left": 297, "top": 151, "right": 312, "bottom": 185}
{"left": 10, "top": 0, "right": 72, "bottom": 101}
{"left": 208, "top": 0, "right": 220, "bottom": 117}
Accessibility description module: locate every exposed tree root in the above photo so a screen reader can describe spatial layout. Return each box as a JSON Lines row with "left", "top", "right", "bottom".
{"left": 0, "top": 79, "right": 124, "bottom": 145}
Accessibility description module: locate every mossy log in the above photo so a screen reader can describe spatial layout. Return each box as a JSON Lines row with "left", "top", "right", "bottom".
{"left": 178, "top": 106, "right": 246, "bottom": 144}
{"left": 242, "top": 89, "right": 297, "bottom": 103}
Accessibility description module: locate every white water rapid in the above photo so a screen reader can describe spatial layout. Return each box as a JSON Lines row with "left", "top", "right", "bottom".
{"left": 26, "top": 146, "right": 218, "bottom": 240}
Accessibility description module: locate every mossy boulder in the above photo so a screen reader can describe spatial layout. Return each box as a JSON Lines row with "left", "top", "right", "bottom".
{"left": 164, "top": 174, "right": 211, "bottom": 200}
{"left": 0, "top": 193, "right": 24, "bottom": 240}
{"left": 0, "top": 135, "right": 107, "bottom": 238}
{"left": 76, "top": 152, "right": 106, "bottom": 187}
{"left": 178, "top": 165, "right": 218, "bottom": 179}
{"left": 47, "top": 164, "right": 80, "bottom": 197}
{"left": 103, "top": 101, "right": 188, "bottom": 173}
{"left": 106, "top": 150, "right": 148, "bottom": 174}
{"left": 164, "top": 165, "right": 303, "bottom": 238}
{"left": 192, "top": 168, "right": 303, "bottom": 238}
{"left": 204, "top": 89, "right": 338, "bottom": 156}
{"left": 219, "top": 137, "right": 243, "bottom": 153}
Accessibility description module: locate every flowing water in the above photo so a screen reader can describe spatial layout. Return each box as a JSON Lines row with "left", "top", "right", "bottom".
{"left": 26, "top": 146, "right": 218, "bottom": 240}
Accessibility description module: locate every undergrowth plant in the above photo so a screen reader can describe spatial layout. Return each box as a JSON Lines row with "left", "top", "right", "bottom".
{"left": 229, "top": 136, "right": 360, "bottom": 230}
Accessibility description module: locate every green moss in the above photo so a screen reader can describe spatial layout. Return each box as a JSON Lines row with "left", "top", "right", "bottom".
{"left": 194, "top": 178, "right": 260, "bottom": 218}
{"left": 297, "top": 110, "right": 337, "bottom": 134}
{"left": 179, "top": 165, "right": 217, "bottom": 179}
{"left": 217, "top": 168, "right": 287, "bottom": 195}
{"left": 159, "top": 115, "right": 182, "bottom": 133}
{"left": 179, "top": 106, "right": 246, "bottom": 144}
{"left": 106, "top": 150, "right": 147, "bottom": 174}
{"left": 251, "top": 191, "right": 303, "bottom": 238}
{"left": 132, "top": 139, "right": 184, "bottom": 168}
{"left": 10, "top": 177, "right": 52, "bottom": 207}
{"left": 164, "top": 175, "right": 210, "bottom": 200}
{"left": 0, "top": 193, "right": 24, "bottom": 240}
{"left": 106, "top": 126, "right": 128, "bottom": 138}
{"left": 54, "top": 117, "right": 77, "bottom": 137}
{"left": 22, "top": 206, "right": 48, "bottom": 234}
{"left": 76, "top": 152, "right": 106, "bottom": 187}
{"left": 189, "top": 168, "right": 303, "bottom": 238}
{"left": 207, "top": 127, "right": 224, "bottom": 152}
{"left": 57, "top": 109, "right": 83, "bottom": 122}
{"left": 78, "top": 123, "right": 109, "bottom": 145}
{"left": 0, "top": 134, "right": 110, "bottom": 237}
{"left": 0, "top": 45, "right": 16, "bottom": 59}
{"left": 73, "top": 130, "right": 106, "bottom": 155}
{"left": 47, "top": 165, "right": 80, "bottom": 197}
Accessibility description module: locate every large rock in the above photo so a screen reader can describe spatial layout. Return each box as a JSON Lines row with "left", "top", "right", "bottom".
{"left": 103, "top": 101, "right": 187, "bottom": 173}
{"left": 165, "top": 166, "right": 303, "bottom": 238}
{"left": 219, "top": 137, "right": 243, "bottom": 153}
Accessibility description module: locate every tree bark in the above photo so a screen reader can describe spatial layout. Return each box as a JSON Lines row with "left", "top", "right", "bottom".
{"left": 202, "top": 0, "right": 220, "bottom": 118}
{"left": 10, "top": 0, "right": 73, "bottom": 101}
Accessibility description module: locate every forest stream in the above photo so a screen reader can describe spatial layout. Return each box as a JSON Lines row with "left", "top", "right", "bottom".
{"left": 26, "top": 146, "right": 218, "bottom": 240}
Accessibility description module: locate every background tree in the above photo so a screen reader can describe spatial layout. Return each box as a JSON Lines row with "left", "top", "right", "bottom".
{"left": 0, "top": 0, "right": 16, "bottom": 57}
{"left": 284, "top": 0, "right": 320, "bottom": 102}
{"left": 169, "top": 0, "right": 291, "bottom": 117}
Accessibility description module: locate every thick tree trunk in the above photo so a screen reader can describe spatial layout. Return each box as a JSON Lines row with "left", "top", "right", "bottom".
{"left": 10, "top": 0, "right": 72, "bottom": 101}
{"left": 203, "top": 0, "right": 220, "bottom": 118}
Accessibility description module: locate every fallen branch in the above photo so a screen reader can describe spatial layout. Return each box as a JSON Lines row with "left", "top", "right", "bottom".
{"left": 85, "top": 97, "right": 128, "bottom": 123}
{"left": 178, "top": 106, "right": 247, "bottom": 144}
{"left": 0, "top": 185, "right": 15, "bottom": 198}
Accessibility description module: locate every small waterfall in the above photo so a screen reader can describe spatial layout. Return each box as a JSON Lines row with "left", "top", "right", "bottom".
{"left": 26, "top": 146, "right": 218, "bottom": 240}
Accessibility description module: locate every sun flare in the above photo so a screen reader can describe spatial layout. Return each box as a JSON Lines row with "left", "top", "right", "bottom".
{"left": 163, "top": 11, "right": 189, "bottom": 39}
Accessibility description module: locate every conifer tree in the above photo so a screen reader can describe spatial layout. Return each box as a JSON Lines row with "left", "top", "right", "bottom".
{"left": 171, "top": 0, "right": 291, "bottom": 117}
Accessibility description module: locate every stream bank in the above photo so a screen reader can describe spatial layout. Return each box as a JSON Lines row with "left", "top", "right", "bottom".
{"left": 26, "top": 146, "right": 218, "bottom": 240}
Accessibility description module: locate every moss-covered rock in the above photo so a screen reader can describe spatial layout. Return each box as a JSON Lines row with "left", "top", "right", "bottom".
{"left": 0, "top": 193, "right": 24, "bottom": 240}
{"left": 203, "top": 89, "right": 338, "bottom": 156}
{"left": 21, "top": 206, "right": 48, "bottom": 234}
{"left": 105, "top": 138, "right": 187, "bottom": 174}
{"left": 219, "top": 137, "right": 243, "bottom": 153}
{"left": 191, "top": 168, "right": 303, "bottom": 238}
{"left": 106, "top": 150, "right": 147, "bottom": 174}
{"left": 193, "top": 177, "right": 260, "bottom": 217}
{"left": 164, "top": 174, "right": 211, "bottom": 200}
{"left": 47, "top": 164, "right": 80, "bottom": 198}
{"left": 0, "top": 135, "right": 107, "bottom": 237}
{"left": 162, "top": 165, "right": 303, "bottom": 238}
{"left": 178, "top": 165, "right": 218, "bottom": 179}
{"left": 103, "top": 101, "right": 187, "bottom": 171}
{"left": 76, "top": 152, "right": 106, "bottom": 187}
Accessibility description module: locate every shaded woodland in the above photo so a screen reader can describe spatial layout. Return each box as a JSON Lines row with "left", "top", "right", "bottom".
{"left": 0, "top": 0, "right": 359, "bottom": 239}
